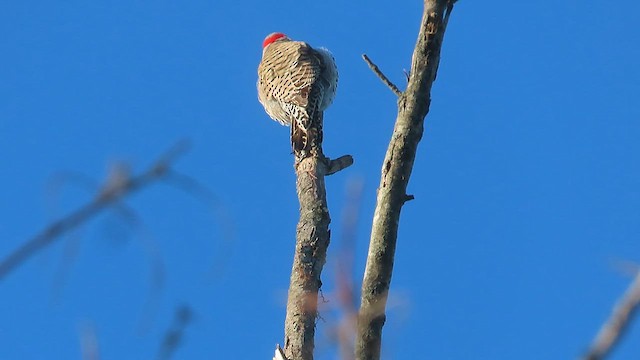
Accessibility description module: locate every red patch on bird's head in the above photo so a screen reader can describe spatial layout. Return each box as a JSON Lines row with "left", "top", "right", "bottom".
{"left": 262, "top": 32, "right": 288, "bottom": 49}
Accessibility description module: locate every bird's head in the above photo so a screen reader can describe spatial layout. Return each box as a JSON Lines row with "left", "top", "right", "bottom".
{"left": 262, "top": 32, "right": 289, "bottom": 49}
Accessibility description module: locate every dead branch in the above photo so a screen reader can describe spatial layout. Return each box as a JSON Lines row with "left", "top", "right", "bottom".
{"left": 0, "top": 141, "right": 190, "bottom": 281}
{"left": 362, "top": 54, "right": 402, "bottom": 97}
{"left": 583, "top": 271, "right": 640, "bottom": 360}
{"left": 355, "top": 1, "right": 456, "bottom": 359}
{"left": 282, "top": 129, "right": 353, "bottom": 358}
{"left": 283, "top": 155, "right": 350, "bottom": 360}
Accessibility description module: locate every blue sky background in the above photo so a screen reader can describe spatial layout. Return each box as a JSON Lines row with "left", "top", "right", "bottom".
{"left": 1, "top": 1, "right": 639, "bottom": 359}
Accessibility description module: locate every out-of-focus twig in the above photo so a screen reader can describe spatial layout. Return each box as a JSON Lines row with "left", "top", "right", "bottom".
{"left": 79, "top": 322, "right": 101, "bottom": 360}
{"left": 0, "top": 141, "right": 190, "bottom": 281}
{"left": 162, "top": 170, "right": 236, "bottom": 279}
{"left": 336, "top": 178, "right": 364, "bottom": 360}
{"left": 583, "top": 271, "right": 640, "bottom": 360}
{"left": 44, "top": 168, "right": 167, "bottom": 334}
{"left": 156, "top": 305, "right": 194, "bottom": 360}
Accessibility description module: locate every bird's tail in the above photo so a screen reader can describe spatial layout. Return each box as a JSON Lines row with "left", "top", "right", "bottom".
{"left": 291, "top": 110, "right": 323, "bottom": 162}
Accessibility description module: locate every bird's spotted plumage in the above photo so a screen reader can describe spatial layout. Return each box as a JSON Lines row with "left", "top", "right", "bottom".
{"left": 257, "top": 33, "right": 338, "bottom": 161}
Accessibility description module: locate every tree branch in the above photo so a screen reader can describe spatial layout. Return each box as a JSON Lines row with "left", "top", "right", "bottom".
{"left": 283, "top": 156, "right": 331, "bottom": 360}
{"left": 362, "top": 54, "right": 402, "bottom": 97}
{"left": 583, "top": 271, "right": 640, "bottom": 360}
{"left": 327, "top": 155, "right": 354, "bottom": 176}
{"left": 355, "top": 1, "right": 455, "bottom": 359}
{"left": 283, "top": 135, "right": 352, "bottom": 358}
{"left": 156, "top": 305, "right": 193, "bottom": 360}
{"left": 0, "top": 141, "right": 189, "bottom": 281}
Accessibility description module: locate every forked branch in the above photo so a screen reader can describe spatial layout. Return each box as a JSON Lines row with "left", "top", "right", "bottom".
{"left": 356, "top": 1, "right": 456, "bottom": 359}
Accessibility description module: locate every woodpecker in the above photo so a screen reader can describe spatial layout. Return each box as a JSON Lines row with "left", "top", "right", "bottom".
{"left": 257, "top": 32, "right": 338, "bottom": 161}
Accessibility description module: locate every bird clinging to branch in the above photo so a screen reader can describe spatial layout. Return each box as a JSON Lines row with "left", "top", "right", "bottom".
{"left": 257, "top": 32, "right": 338, "bottom": 162}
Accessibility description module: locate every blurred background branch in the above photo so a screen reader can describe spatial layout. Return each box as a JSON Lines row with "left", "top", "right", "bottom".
{"left": 0, "top": 140, "right": 190, "bottom": 280}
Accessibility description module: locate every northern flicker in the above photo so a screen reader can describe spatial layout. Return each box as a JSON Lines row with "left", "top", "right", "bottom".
{"left": 257, "top": 32, "right": 338, "bottom": 161}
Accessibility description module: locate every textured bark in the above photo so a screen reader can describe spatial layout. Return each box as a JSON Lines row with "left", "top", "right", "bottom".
{"left": 283, "top": 152, "right": 352, "bottom": 360}
{"left": 355, "top": 1, "right": 455, "bottom": 359}
{"left": 283, "top": 156, "right": 331, "bottom": 360}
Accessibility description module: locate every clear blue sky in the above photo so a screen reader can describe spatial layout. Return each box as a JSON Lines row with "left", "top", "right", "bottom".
{"left": 1, "top": 1, "right": 639, "bottom": 359}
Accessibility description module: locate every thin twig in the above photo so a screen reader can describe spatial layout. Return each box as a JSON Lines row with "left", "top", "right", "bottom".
{"left": 79, "top": 322, "right": 101, "bottom": 360}
{"left": 583, "top": 271, "right": 640, "bottom": 360}
{"left": 362, "top": 54, "right": 402, "bottom": 97}
{"left": 0, "top": 141, "right": 189, "bottom": 280}
{"left": 162, "top": 169, "right": 236, "bottom": 279}
{"left": 45, "top": 168, "right": 168, "bottom": 333}
{"left": 156, "top": 305, "right": 194, "bottom": 360}
{"left": 336, "top": 178, "right": 364, "bottom": 360}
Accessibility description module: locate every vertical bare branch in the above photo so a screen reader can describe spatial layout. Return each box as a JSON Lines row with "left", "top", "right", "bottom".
{"left": 282, "top": 147, "right": 353, "bottom": 359}
{"left": 583, "top": 271, "right": 640, "bottom": 360}
{"left": 283, "top": 156, "right": 332, "bottom": 360}
{"left": 356, "top": 1, "right": 455, "bottom": 359}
